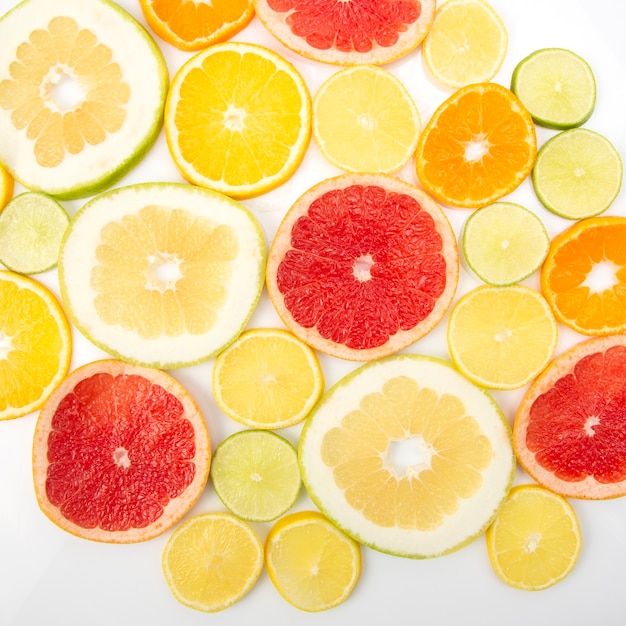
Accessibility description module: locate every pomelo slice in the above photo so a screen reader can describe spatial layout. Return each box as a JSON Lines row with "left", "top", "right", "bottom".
{"left": 266, "top": 173, "right": 459, "bottom": 361}
{"left": 299, "top": 354, "right": 515, "bottom": 558}
{"left": 0, "top": 0, "right": 167, "bottom": 199}
{"left": 32, "top": 359, "right": 211, "bottom": 543}
{"left": 59, "top": 183, "right": 265, "bottom": 369}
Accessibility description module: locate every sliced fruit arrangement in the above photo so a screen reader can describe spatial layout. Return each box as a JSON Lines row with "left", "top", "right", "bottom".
{"left": 0, "top": 162, "right": 13, "bottom": 210}
{"left": 58, "top": 183, "right": 265, "bottom": 369}
{"left": 0, "top": 0, "right": 168, "bottom": 199}
{"left": 32, "top": 359, "right": 211, "bottom": 542}
{"left": 299, "top": 354, "right": 515, "bottom": 558}
{"left": 266, "top": 173, "right": 459, "bottom": 361}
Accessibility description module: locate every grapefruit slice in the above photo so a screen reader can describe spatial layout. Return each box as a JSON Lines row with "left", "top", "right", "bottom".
{"left": 515, "top": 335, "right": 626, "bottom": 499}
{"left": 252, "top": 0, "right": 436, "bottom": 65}
{"left": 266, "top": 173, "right": 459, "bottom": 361}
{"left": 32, "top": 359, "right": 211, "bottom": 543}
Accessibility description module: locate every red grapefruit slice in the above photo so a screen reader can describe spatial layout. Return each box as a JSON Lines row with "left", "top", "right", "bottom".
{"left": 266, "top": 173, "right": 459, "bottom": 361}
{"left": 514, "top": 335, "right": 626, "bottom": 499}
{"left": 252, "top": 0, "right": 436, "bottom": 65}
{"left": 32, "top": 359, "right": 210, "bottom": 542}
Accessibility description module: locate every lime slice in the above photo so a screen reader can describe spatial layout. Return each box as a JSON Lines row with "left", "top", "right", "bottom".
{"left": 0, "top": 192, "right": 69, "bottom": 274}
{"left": 511, "top": 47, "right": 596, "bottom": 129}
{"left": 462, "top": 202, "right": 550, "bottom": 286}
{"left": 532, "top": 128, "right": 622, "bottom": 219}
{"left": 210, "top": 430, "right": 301, "bottom": 523}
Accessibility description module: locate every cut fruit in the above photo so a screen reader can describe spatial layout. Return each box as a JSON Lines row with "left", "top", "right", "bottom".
{"left": 514, "top": 334, "right": 626, "bottom": 499}
{"left": 0, "top": 0, "right": 168, "bottom": 199}
{"left": 212, "top": 328, "right": 323, "bottom": 429}
{"left": 423, "top": 0, "right": 508, "bottom": 89}
{"left": 252, "top": 0, "right": 436, "bottom": 66}
{"left": 486, "top": 484, "right": 582, "bottom": 590}
{"left": 532, "top": 128, "right": 622, "bottom": 220}
{"left": 462, "top": 202, "right": 550, "bottom": 286}
{"left": 511, "top": 48, "right": 596, "bottom": 130}
{"left": 162, "top": 512, "right": 263, "bottom": 612}
{"left": 59, "top": 183, "right": 265, "bottom": 369}
{"left": 540, "top": 216, "right": 626, "bottom": 336}
{"left": 0, "top": 191, "right": 69, "bottom": 274}
{"left": 265, "top": 510, "right": 361, "bottom": 612}
{"left": 32, "top": 359, "right": 211, "bottom": 542}
{"left": 266, "top": 173, "right": 459, "bottom": 361}
{"left": 447, "top": 285, "right": 557, "bottom": 390}
{"left": 139, "top": 0, "right": 254, "bottom": 51}
{"left": 298, "top": 354, "right": 515, "bottom": 558}
{"left": 0, "top": 270, "right": 71, "bottom": 420}
{"left": 313, "top": 64, "right": 420, "bottom": 174}
{"left": 210, "top": 430, "right": 301, "bottom": 522}
{"left": 416, "top": 82, "right": 537, "bottom": 209}
{"left": 0, "top": 163, "right": 13, "bottom": 210}
{"left": 164, "top": 42, "right": 311, "bottom": 199}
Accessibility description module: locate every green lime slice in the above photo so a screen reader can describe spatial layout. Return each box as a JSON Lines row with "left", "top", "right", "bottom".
{"left": 532, "top": 128, "right": 623, "bottom": 220}
{"left": 511, "top": 47, "right": 596, "bottom": 130}
{"left": 0, "top": 191, "right": 69, "bottom": 274}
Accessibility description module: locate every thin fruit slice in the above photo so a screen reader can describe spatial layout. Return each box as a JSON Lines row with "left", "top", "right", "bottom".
{"left": 165, "top": 42, "right": 311, "bottom": 200}
{"left": 423, "top": 0, "right": 508, "bottom": 89}
{"left": 0, "top": 163, "right": 13, "bottom": 210}
{"left": 210, "top": 430, "right": 301, "bottom": 522}
{"left": 511, "top": 47, "right": 596, "bottom": 130}
{"left": 540, "top": 216, "right": 626, "bottom": 336}
{"left": 253, "top": 0, "right": 436, "bottom": 66}
{"left": 486, "top": 484, "right": 582, "bottom": 590}
{"left": 462, "top": 202, "right": 550, "bottom": 286}
{"left": 59, "top": 183, "right": 265, "bottom": 369}
{"left": 0, "top": 0, "right": 167, "bottom": 199}
{"left": 163, "top": 512, "right": 263, "bottom": 612}
{"left": 139, "top": 0, "right": 254, "bottom": 51}
{"left": 514, "top": 335, "right": 626, "bottom": 499}
{"left": 212, "top": 328, "right": 323, "bottom": 429}
{"left": 265, "top": 510, "right": 361, "bottom": 612}
{"left": 299, "top": 354, "right": 515, "bottom": 558}
{"left": 0, "top": 270, "right": 71, "bottom": 420}
{"left": 313, "top": 65, "right": 420, "bottom": 174}
{"left": 0, "top": 191, "right": 69, "bottom": 274}
{"left": 266, "top": 173, "right": 459, "bottom": 361}
{"left": 532, "top": 128, "right": 622, "bottom": 220}
{"left": 32, "top": 359, "right": 211, "bottom": 542}
{"left": 416, "top": 82, "right": 537, "bottom": 209}
{"left": 447, "top": 285, "right": 557, "bottom": 390}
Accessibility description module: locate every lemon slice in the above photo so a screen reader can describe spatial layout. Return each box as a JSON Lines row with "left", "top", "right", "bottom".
{"left": 0, "top": 163, "right": 13, "bottom": 210}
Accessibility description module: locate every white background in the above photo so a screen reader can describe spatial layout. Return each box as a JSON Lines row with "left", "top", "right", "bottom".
{"left": 1, "top": 1, "right": 626, "bottom": 625}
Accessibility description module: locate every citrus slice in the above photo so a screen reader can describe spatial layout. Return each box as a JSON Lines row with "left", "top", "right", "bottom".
{"left": 416, "top": 82, "right": 537, "bottom": 209}
{"left": 162, "top": 512, "right": 263, "bottom": 612}
{"left": 514, "top": 334, "right": 626, "bottom": 499}
{"left": 265, "top": 510, "right": 361, "bottom": 612}
{"left": 462, "top": 202, "right": 550, "bottom": 286}
{"left": 252, "top": 0, "right": 436, "bottom": 66}
{"left": 0, "top": 270, "right": 71, "bottom": 420}
{"left": 0, "top": 192, "right": 69, "bottom": 274}
{"left": 32, "top": 359, "right": 211, "bottom": 542}
{"left": 312, "top": 65, "right": 420, "bottom": 174}
{"left": 164, "top": 42, "right": 311, "bottom": 200}
{"left": 0, "top": 163, "right": 13, "bottom": 210}
{"left": 423, "top": 0, "right": 508, "bottom": 89}
{"left": 266, "top": 173, "right": 459, "bottom": 361}
{"left": 511, "top": 47, "right": 596, "bottom": 130}
{"left": 540, "top": 216, "right": 626, "bottom": 336}
{"left": 0, "top": 0, "right": 168, "bottom": 199}
{"left": 210, "top": 430, "right": 301, "bottom": 522}
{"left": 139, "top": 0, "right": 254, "bottom": 51}
{"left": 212, "top": 328, "right": 323, "bottom": 429}
{"left": 298, "top": 354, "right": 515, "bottom": 558}
{"left": 447, "top": 285, "right": 558, "bottom": 390}
{"left": 532, "top": 128, "right": 622, "bottom": 220}
{"left": 59, "top": 183, "right": 265, "bottom": 369}
{"left": 486, "top": 484, "right": 582, "bottom": 590}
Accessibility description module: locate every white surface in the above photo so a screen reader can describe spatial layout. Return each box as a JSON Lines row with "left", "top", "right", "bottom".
{"left": 1, "top": 1, "right": 626, "bottom": 625}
